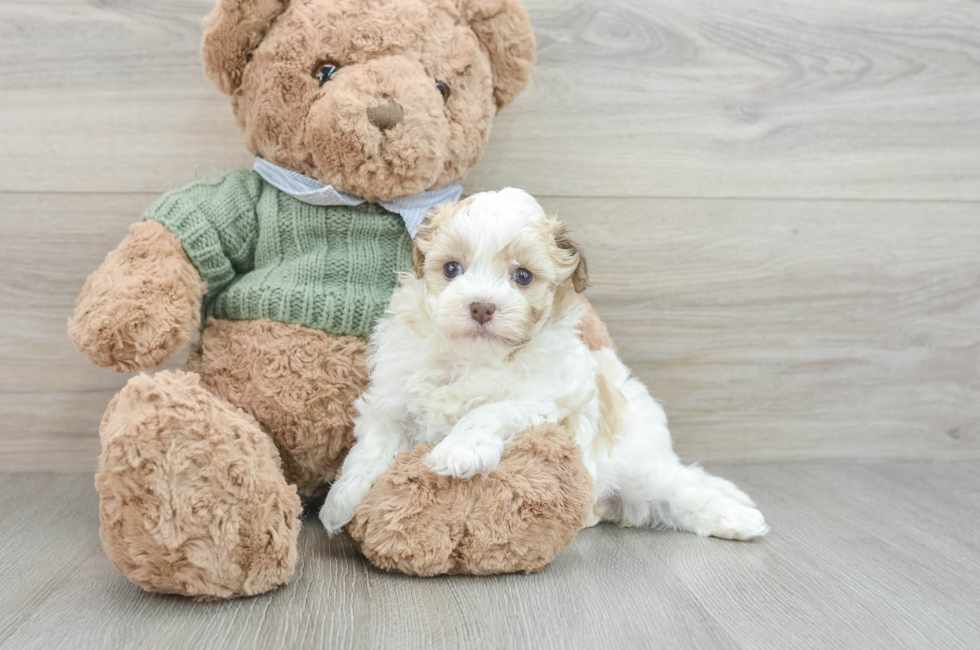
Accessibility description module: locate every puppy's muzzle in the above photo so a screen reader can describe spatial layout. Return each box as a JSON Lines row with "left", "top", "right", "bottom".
{"left": 469, "top": 302, "right": 496, "bottom": 325}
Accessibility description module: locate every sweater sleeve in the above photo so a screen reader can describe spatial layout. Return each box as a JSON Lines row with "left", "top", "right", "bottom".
{"left": 143, "top": 169, "right": 262, "bottom": 299}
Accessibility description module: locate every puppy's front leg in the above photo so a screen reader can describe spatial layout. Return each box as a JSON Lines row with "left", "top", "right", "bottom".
{"left": 425, "top": 400, "right": 561, "bottom": 479}
{"left": 319, "top": 419, "right": 408, "bottom": 535}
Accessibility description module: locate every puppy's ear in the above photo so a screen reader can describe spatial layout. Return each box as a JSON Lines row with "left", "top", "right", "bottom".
{"left": 411, "top": 206, "right": 441, "bottom": 278}
{"left": 552, "top": 221, "right": 589, "bottom": 293}
{"left": 201, "top": 0, "right": 289, "bottom": 95}
{"left": 459, "top": 0, "right": 536, "bottom": 111}
{"left": 412, "top": 199, "right": 472, "bottom": 277}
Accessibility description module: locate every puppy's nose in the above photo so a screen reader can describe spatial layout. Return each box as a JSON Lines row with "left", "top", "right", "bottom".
{"left": 469, "top": 302, "right": 496, "bottom": 325}
{"left": 367, "top": 99, "right": 404, "bottom": 131}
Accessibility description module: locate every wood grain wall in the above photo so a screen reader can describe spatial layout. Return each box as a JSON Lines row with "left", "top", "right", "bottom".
{"left": 1, "top": 0, "right": 978, "bottom": 471}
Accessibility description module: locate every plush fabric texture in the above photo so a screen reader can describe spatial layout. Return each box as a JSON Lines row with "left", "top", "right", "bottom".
{"left": 348, "top": 424, "right": 592, "bottom": 576}
{"left": 201, "top": 0, "right": 288, "bottom": 95}
{"left": 201, "top": 0, "right": 535, "bottom": 200}
{"left": 69, "top": 220, "right": 205, "bottom": 372}
{"left": 96, "top": 370, "right": 302, "bottom": 600}
{"left": 186, "top": 318, "right": 368, "bottom": 500}
{"left": 146, "top": 169, "right": 413, "bottom": 338}
{"left": 461, "top": 0, "right": 537, "bottom": 110}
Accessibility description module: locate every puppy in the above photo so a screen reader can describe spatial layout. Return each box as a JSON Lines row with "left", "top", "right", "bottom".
{"left": 320, "top": 188, "right": 768, "bottom": 540}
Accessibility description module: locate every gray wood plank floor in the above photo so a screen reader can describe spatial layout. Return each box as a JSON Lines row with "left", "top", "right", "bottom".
{"left": 1, "top": 463, "right": 978, "bottom": 650}
{"left": 2, "top": 0, "right": 980, "bottom": 470}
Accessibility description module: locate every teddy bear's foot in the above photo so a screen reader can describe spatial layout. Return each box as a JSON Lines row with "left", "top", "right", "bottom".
{"left": 96, "top": 370, "right": 302, "bottom": 600}
{"left": 348, "top": 424, "right": 593, "bottom": 576}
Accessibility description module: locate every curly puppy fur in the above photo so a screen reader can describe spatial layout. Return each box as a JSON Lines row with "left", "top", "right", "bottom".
{"left": 202, "top": 0, "right": 536, "bottom": 200}
{"left": 348, "top": 424, "right": 592, "bottom": 576}
{"left": 187, "top": 318, "right": 368, "bottom": 500}
{"left": 575, "top": 295, "right": 614, "bottom": 351}
{"left": 343, "top": 189, "right": 767, "bottom": 549}
{"left": 96, "top": 371, "right": 302, "bottom": 600}
{"left": 68, "top": 220, "right": 204, "bottom": 373}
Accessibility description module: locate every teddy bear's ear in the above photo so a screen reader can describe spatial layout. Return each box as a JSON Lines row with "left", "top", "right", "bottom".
{"left": 460, "top": 0, "right": 537, "bottom": 111}
{"left": 201, "top": 0, "right": 290, "bottom": 95}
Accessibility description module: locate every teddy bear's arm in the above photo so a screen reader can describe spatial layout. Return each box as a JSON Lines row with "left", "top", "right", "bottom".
{"left": 68, "top": 220, "right": 205, "bottom": 372}
{"left": 69, "top": 170, "right": 263, "bottom": 372}
{"left": 140, "top": 169, "right": 263, "bottom": 299}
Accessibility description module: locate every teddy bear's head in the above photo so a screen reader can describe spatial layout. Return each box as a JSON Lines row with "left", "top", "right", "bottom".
{"left": 201, "top": 0, "right": 535, "bottom": 202}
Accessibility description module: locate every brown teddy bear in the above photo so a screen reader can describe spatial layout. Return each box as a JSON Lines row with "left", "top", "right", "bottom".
{"left": 70, "top": 0, "right": 613, "bottom": 599}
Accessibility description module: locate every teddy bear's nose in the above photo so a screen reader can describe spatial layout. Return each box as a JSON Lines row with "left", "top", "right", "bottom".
{"left": 367, "top": 99, "right": 404, "bottom": 132}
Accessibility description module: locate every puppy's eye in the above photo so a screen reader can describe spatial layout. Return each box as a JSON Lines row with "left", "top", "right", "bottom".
{"left": 513, "top": 268, "right": 533, "bottom": 286}
{"left": 444, "top": 261, "right": 463, "bottom": 279}
{"left": 435, "top": 80, "right": 451, "bottom": 102}
{"left": 314, "top": 63, "right": 339, "bottom": 86}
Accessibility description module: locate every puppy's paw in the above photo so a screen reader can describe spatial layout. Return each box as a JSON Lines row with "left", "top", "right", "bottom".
{"left": 424, "top": 434, "right": 503, "bottom": 480}
{"left": 319, "top": 486, "right": 360, "bottom": 536}
{"left": 701, "top": 499, "right": 769, "bottom": 541}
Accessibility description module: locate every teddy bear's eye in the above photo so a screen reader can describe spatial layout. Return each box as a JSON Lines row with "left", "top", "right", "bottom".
{"left": 444, "top": 261, "right": 463, "bottom": 279}
{"left": 513, "top": 268, "right": 533, "bottom": 286}
{"left": 435, "top": 80, "right": 450, "bottom": 102}
{"left": 315, "top": 63, "right": 339, "bottom": 86}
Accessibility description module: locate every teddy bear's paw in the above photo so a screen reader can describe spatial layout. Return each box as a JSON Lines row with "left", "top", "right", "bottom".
{"left": 69, "top": 220, "right": 204, "bottom": 372}
{"left": 424, "top": 433, "right": 504, "bottom": 479}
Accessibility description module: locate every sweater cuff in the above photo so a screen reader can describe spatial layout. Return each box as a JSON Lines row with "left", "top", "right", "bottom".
{"left": 143, "top": 195, "right": 236, "bottom": 298}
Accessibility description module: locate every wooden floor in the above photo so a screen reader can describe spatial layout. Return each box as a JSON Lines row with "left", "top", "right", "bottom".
{"left": 2, "top": 463, "right": 978, "bottom": 650}
{"left": 2, "top": 0, "right": 979, "bottom": 470}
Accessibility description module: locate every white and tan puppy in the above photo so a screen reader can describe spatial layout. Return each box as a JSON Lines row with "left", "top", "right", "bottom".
{"left": 320, "top": 188, "right": 768, "bottom": 540}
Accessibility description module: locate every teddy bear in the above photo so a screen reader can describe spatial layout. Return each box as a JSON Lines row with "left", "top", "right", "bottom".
{"left": 69, "top": 0, "right": 614, "bottom": 599}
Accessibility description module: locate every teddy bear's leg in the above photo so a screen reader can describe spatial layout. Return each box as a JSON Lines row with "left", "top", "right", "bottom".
{"left": 186, "top": 318, "right": 368, "bottom": 504}
{"left": 348, "top": 424, "right": 592, "bottom": 576}
{"left": 96, "top": 370, "right": 302, "bottom": 600}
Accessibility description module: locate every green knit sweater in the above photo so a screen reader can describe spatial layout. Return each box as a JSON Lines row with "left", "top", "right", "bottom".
{"left": 144, "top": 169, "right": 413, "bottom": 337}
